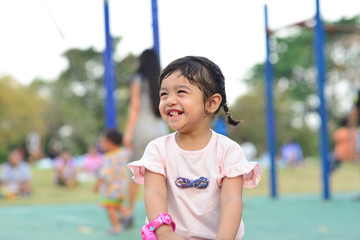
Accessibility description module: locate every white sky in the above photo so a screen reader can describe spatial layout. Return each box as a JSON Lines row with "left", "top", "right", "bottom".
{"left": 0, "top": 0, "right": 359, "bottom": 104}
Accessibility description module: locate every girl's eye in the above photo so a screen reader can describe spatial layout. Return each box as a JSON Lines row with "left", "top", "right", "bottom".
{"left": 160, "top": 92, "right": 167, "bottom": 97}
{"left": 178, "top": 90, "right": 186, "bottom": 94}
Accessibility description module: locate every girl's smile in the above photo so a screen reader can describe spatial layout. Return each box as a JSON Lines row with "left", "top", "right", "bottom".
{"left": 166, "top": 109, "right": 184, "bottom": 119}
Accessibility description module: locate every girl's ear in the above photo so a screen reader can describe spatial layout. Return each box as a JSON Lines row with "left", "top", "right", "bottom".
{"left": 206, "top": 93, "right": 222, "bottom": 114}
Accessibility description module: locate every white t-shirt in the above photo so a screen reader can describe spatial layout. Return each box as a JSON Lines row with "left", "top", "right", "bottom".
{"left": 128, "top": 130, "right": 262, "bottom": 240}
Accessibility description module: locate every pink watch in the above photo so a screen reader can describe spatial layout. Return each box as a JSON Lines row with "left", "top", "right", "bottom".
{"left": 141, "top": 213, "right": 176, "bottom": 240}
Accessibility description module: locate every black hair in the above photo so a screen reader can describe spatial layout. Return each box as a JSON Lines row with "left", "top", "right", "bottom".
{"left": 135, "top": 49, "right": 161, "bottom": 117}
{"left": 102, "top": 129, "right": 123, "bottom": 145}
{"left": 356, "top": 90, "right": 360, "bottom": 108}
{"left": 339, "top": 117, "right": 348, "bottom": 127}
{"left": 159, "top": 56, "right": 241, "bottom": 126}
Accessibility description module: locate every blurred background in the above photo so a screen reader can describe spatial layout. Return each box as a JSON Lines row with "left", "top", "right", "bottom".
{"left": 1, "top": 0, "right": 360, "bottom": 239}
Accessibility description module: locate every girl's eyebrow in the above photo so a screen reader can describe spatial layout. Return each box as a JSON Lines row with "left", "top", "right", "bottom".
{"left": 175, "top": 85, "right": 191, "bottom": 90}
{"left": 160, "top": 85, "right": 191, "bottom": 91}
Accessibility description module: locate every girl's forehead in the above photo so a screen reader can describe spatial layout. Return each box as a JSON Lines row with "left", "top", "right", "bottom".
{"left": 161, "top": 71, "right": 192, "bottom": 86}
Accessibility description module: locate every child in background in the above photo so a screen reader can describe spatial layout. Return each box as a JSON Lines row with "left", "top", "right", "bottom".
{"left": 334, "top": 118, "right": 357, "bottom": 162}
{"left": 128, "top": 56, "right": 262, "bottom": 240}
{"left": 82, "top": 146, "right": 103, "bottom": 174}
{"left": 280, "top": 138, "right": 304, "bottom": 168}
{"left": 0, "top": 149, "right": 32, "bottom": 198}
{"left": 95, "top": 129, "right": 133, "bottom": 234}
{"left": 54, "top": 149, "right": 77, "bottom": 187}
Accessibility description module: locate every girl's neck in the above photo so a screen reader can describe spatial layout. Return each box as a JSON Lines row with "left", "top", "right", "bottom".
{"left": 175, "top": 129, "right": 212, "bottom": 151}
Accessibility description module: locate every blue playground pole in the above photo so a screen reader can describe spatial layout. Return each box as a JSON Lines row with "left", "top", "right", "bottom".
{"left": 314, "top": 0, "right": 330, "bottom": 200}
{"left": 151, "top": 0, "right": 160, "bottom": 58}
{"left": 103, "top": 0, "right": 117, "bottom": 129}
{"left": 264, "top": 5, "right": 277, "bottom": 199}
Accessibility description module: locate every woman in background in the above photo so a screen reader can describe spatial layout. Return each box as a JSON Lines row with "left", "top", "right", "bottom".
{"left": 123, "top": 49, "right": 169, "bottom": 222}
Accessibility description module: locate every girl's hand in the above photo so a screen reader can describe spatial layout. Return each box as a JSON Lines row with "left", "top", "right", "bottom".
{"left": 154, "top": 225, "right": 183, "bottom": 240}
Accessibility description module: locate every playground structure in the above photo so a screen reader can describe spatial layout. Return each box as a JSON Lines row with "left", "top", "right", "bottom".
{"left": 103, "top": 0, "right": 160, "bottom": 130}
{"left": 264, "top": 0, "right": 360, "bottom": 200}
{"left": 101, "top": 0, "right": 359, "bottom": 200}
{"left": 264, "top": 0, "right": 330, "bottom": 200}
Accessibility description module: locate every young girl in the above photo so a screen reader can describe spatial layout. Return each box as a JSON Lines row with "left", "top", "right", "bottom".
{"left": 128, "top": 56, "right": 262, "bottom": 240}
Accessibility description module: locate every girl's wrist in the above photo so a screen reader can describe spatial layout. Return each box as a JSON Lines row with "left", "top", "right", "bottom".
{"left": 155, "top": 224, "right": 173, "bottom": 237}
{"left": 141, "top": 213, "right": 176, "bottom": 239}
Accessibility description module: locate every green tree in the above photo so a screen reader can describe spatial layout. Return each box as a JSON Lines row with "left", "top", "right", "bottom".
{"left": 0, "top": 76, "right": 47, "bottom": 162}
{"left": 43, "top": 43, "right": 137, "bottom": 155}
{"left": 231, "top": 15, "right": 360, "bottom": 157}
{"left": 229, "top": 85, "right": 318, "bottom": 157}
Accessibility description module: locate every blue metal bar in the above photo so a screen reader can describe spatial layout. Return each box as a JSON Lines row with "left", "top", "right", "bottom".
{"left": 151, "top": 0, "right": 160, "bottom": 58}
{"left": 314, "top": 0, "right": 330, "bottom": 200}
{"left": 264, "top": 5, "right": 277, "bottom": 199}
{"left": 103, "top": 0, "right": 117, "bottom": 129}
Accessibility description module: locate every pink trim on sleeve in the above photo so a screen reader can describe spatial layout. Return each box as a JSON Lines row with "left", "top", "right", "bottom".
{"left": 217, "top": 162, "right": 262, "bottom": 188}
{"left": 128, "top": 160, "right": 166, "bottom": 184}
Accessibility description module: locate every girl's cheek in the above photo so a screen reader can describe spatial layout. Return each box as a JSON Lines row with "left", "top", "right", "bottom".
{"left": 159, "top": 102, "right": 165, "bottom": 113}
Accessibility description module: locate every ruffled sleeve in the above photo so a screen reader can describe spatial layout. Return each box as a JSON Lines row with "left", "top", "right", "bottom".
{"left": 216, "top": 143, "right": 262, "bottom": 188}
{"left": 128, "top": 141, "right": 165, "bottom": 184}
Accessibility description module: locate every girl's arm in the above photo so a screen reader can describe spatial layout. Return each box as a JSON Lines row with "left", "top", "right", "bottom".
{"left": 216, "top": 175, "right": 244, "bottom": 240}
{"left": 124, "top": 81, "right": 141, "bottom": 149}
{"left": 144, "top": 169, "right": 183, "bottom": 240}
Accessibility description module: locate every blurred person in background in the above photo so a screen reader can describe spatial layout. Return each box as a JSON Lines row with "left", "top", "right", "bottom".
{"left": 240, "top": 137, "right": 258, "bottom": 162}
{"left": 348, "top": 90, "right": 360, "bottom": 159}
{"left": 330, "top": 117, "right": 357, "bottom": 172}
{"left": 77, "top": 145, "right": 104, "bottom": 183}
{"left": 54, "top": 149, "right": 77, "bottom": 187}
{"left": 348, "top": 89, "right": 360, "bottom": 200}
{"left": 26, "top": 129, "right": 41, "bottom": 163}
{"left": 280, "top": 138, "right": 304, "bottom": 168}
{"left": 82, "top": 145, "right": 103, "bottom": 174}
{"left": 94, "top": 129, "right": 133, "bottom": 234}
{"left": 123, "top": 49, "right": 169, "bottom": 219}
{"left": 0, "top": 149, "right": 32, "bottom": 198}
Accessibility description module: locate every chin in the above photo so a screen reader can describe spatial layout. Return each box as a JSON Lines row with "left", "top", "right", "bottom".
{"left": 168, "top": 124, "right": 182, "bottom": 133}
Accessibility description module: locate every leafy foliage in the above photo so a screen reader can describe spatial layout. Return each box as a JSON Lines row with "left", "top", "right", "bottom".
{"left": 232, "top": 15, "right": 360, "bottom": 157}
{"left": 0, "top": 76, "right": 47, "bottom": 162}
{"left": 43, "top": 45, "right": 136, "bottom": 155}
{"left": 0, "top": 40, "right": 137, "bottom": 160}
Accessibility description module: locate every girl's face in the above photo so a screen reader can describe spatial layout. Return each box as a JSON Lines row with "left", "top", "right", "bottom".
{"left": 159, "top": 71, "right": 210, "bottom": 134}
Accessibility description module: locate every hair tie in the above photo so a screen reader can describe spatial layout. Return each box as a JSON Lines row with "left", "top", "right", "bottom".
{"left": 226, "top": 112, "right": 231, "bottom": 117}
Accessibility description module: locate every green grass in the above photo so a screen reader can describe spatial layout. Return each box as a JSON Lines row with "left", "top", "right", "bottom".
{"left": 1, "top": 161, "right": 359, "bottom": 240}
{"left": 1, "top": 160, "right": 359, "bottom": 206}
{"left": 243, "top": 160, "right": 359, "bottom": 196}
{"left": 0, "top": 168, "right": 99, "bottom": 206}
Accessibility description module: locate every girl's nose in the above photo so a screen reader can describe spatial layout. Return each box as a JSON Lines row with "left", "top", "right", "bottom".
{"left": 165, "top": 94, "right": 177, "bottom": 106}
